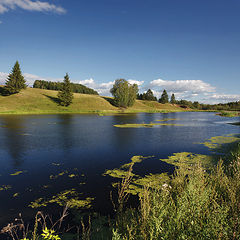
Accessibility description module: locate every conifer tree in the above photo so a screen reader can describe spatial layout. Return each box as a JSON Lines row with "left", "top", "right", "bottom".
{"left": 170, "top": 93, "right": 176, "bottom": 104}
{"left": 57, "top": 73, "right": 73, "bottom": 106}
{"left": 159, "top": 89, "right": 169, "bottom": 104}
{"left": 5, "top": 61, "right": 26, "bottom": 94}
{"left": 142, "top": 89, "right": 157, "bottom": 101}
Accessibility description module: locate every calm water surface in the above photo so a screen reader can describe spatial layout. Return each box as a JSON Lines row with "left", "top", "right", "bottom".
{"left": 0, "top": 112, "right": 239, "bottom": 226}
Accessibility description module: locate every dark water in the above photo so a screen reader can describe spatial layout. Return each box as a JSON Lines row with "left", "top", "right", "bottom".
{"left": 0, "top": 112, "right": 239, "bottom": 227}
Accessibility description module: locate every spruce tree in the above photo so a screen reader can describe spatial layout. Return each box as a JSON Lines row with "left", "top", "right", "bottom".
{"left": 170, "top": 93, "right": 176, "bottom": 104}
{"left": 159, "top": 89, "right": 169, "bottom": 104}
{"left": 5, "top": 61, "right": 26, "bottom": 94}
{"left": 57, "top": 73, "right": 73, "bottom": 106}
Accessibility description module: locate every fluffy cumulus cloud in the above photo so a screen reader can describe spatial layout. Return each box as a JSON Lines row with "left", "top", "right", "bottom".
{"left": 206, "top": 94, "right": 240, "bottom": 103}
{"left": 148, "top": 78, "right": 219, "bottom": 101}
{"left": 128, "top": 79, "right": 144, "bottom": 86}
{"left": 79, "top": 78, "right": 142, "bottom": 96}
{"left": 0, "top": 71, "right": 46, "bottom": 85}
{"left": 0, "top": 0, "right": 66, "bottom": 14}
{"left": 150, "top": 79, "right": 216, "bottom": 94}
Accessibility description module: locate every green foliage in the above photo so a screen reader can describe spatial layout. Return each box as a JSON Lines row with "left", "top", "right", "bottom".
{"left": 110, "top": 79, "right": 138, "bottom": 108}
{"left": 113, "top": 143, "right": 240, "bottom": 240}
{"left": 218, "top": 111, "right": 240, "bottom": 117}
{"left": 41, "top": 228, "right": 61, "bottom": 240}
{"left": 5, "top": 61, "right": 27, "bottom": 94}
{"left": 57, "top": 73, "right": 74, "bottom": 107}
{"left": 170, "top": 93, "right": 176, "bottom": 104}
{"left": 138, "top": 89, "right": 157, "bottom": 101}
{"left": 33, "top": 80, "right": 98, "bottom": 95}
{"left": 158, "top": 89, "right": 169, "bottom": 104}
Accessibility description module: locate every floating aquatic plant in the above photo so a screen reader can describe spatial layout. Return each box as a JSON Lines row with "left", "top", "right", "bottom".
{"left": 50, "top": 171, "right": 68, "bottom": 179}
{"left": 10, "top": 171, "right": 25, "bottom": 176}
{"left": 114, "top": 123, "right": 184, "bottom": 128}
{"left": 201, "top": 134, "right": 240, "bottom": 152}
{"left": 160, "top": 152, "right": 215, "bottom": 169}
{"left": 28, "top": 189, "right": 93, "bottom": 209}
{"left": 0, "top": 185, "right": 12, "bottom": 191}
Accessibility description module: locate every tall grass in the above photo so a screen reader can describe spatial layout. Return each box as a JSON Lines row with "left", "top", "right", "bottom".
{"left": 113, "top": 143, "right": 240, "bottom": 240}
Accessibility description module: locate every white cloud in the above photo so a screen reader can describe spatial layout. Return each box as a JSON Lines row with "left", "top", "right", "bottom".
{"left": 207, "top": 94, "right": 240, "bottom": 103}
{"left": 0, "top": 20, "right": 2, "bottom": 24}
{"left": 0, "top": 72, "right": 8, "bottom": 84}
{"left": 0, "top": 71, "right": 47, "bottom": 85}
{"left": 150, "top": 79, "right": 216, "bottom": 94}
{"left": 79, "top": 78, "right": 114, "bottom": 96}
{"left": 0, "top": 0, "right": 66, "bottom": 14}
{"left": 79, "top": 78, "right": 95, "bottom": 88}
{"left": 128, "top": 79, "right": 144, "bottom": 86}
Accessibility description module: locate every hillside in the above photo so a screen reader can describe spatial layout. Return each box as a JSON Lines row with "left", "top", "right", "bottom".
{"left": 0, "top": 87, "right": 184, "bottom": 114}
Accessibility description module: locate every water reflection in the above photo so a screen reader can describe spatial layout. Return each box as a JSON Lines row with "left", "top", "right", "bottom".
{"left": 111, "top": 114, "right": 138, "bottom": 147}
{"left": 1, "top": 116, "right": 26, "bottom": 167}
{"left": 57, "top": 114, "right": 74, "bottom": 152}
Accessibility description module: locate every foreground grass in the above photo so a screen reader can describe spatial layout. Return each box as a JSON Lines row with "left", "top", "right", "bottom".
{"left": 0, "top": 87, "right": 185, "bottom": 115}
{"left": 112, "top": 142, "right": 240, "bottom": 240}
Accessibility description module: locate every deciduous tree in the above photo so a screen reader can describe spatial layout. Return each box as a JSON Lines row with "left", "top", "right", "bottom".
{"left": 110, "top": 79, "right": 138, "bottom": 108}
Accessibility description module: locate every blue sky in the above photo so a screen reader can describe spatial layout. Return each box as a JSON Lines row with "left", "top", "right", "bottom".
{"left": 0, "top": 0, "right": 240, "bottom": 103}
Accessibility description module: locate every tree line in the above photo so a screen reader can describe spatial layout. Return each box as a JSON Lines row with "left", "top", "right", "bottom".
{"left": 2, "top": 61, "right": 239, "bottom": 110}
{"left": 33, "top": 80, "right": 98, "bottom": 95}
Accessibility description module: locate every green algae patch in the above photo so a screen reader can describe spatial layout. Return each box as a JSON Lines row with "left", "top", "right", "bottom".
{"left": 0, "top": 185, "right": 12, "bottom": 191}
{"left": 160, "top": 152, "right": 215, "bottom": 169}
{"left": 103, "top": 156, "right": 151, "bottom": 179}
{"left": 114, "top": 123, "right": 184, "bottom": 128}
{"left": 104, "top": 169, "right": 137, "bottom": 179}
{"left": 28, "top": 189, "right": 94, "bottom": 209}
{"left": 10, "top": 171, "right": 24, "bottom": 176}
{"left": 104, "top": 156, "right": 170, "bottom": 196}
{"left": 155, "top": 118, "right": 180, "bottom": 121}
{"left": 201, "top": 134, "right": 240, "bottom": 152}
{"left": 121, "top": 155, "right": 153, "bottom": 168}
{"left": 68, "top": 173, "right": 78, "bottom": 178}
{"left": 13, "top": 193, "right": 19, "bottom": 198}
{"left": 50, "top": 170, "right": 68, "bottom": 179}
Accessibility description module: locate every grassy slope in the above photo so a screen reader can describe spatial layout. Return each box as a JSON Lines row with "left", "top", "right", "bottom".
{"left": 0, "top": 87, "right": 184, "bottom": 114}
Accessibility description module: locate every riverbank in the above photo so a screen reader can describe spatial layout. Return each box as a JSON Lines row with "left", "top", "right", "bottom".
{"left": 218, "top": 110, "right": 240, "bottom": 117}
{"left": 0, "top": 87, "right": 187, "bottom": 115}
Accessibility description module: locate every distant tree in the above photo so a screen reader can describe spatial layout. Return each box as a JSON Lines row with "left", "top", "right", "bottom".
{"left": 142, "top": 89, "right": 157, "bottom": 101}
{"left": 5, "top": 61, "right": 26, "bottom": 94}
{"left": 137, "top": 93, "right": 143, "bottom": 100}
{"left": 170, "top": 93, "right": 176, "bottom": 104}
{"left": 33, "top": 80, "right": 98, "bottom": 95}
{"left": 110, "top": 79, "right": 138, "bottom": 108}
{"left": 57, "top": 73, "right": 73, "bottom": 106}
{"left": 159, "top": 89, "right": 169, "bottom": 104}
{"left": 193, "top": 101, "right": 201, "bottom": 109}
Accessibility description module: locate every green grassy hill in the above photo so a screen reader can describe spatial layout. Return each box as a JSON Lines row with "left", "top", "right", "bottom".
{"left": 0, "top": 87, "right": 184, "bottom": 114}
